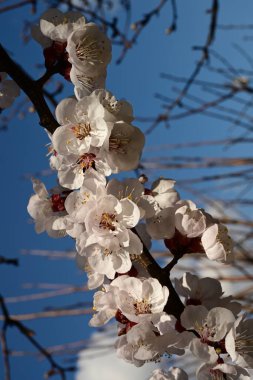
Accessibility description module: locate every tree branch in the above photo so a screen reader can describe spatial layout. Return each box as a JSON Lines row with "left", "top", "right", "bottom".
{"left": 0, "top": 256, "right": 18, "bottom": 267}
{"left": 133, "top": 228, "right": 184, "bottom": 319}
{"left": 0, "top": 44, "right": 59, "bottom": 134}
{"left": 0, "top": 295, "right": 75, "bottom": 379}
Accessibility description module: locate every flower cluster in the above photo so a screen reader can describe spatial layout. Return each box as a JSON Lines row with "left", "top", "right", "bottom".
{"left": 26, "top": 8, "right": 252, "bottom": 380}
{"left": 32, "top": 8, "right": 111, "bottom": 97}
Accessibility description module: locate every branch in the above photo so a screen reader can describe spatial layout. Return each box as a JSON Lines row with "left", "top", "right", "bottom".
{"left": 116, "top": 0, "right": 171, "bottom": 64}
{"left": 0, "top": 0, "right": 36, "bottom": 14}
{"left": 147, "top": 0, "right": 219, "bottom": 133}
{"left": 133, "top": 228, "right": 184, "bottom": 318}
{"left": 0, "top": 324, "right": 11, "bottom": 380}
{"left": 0, "top": 44, "right": 59, "bottom": 134}
{"left": 0, "top": 307, "right": 93, "bottom": 321}
{"left": 0, "top": 256, "right": 19, "bottom": 267}
{"left": 0, "top": 295, "right": 75, "bottom": 380}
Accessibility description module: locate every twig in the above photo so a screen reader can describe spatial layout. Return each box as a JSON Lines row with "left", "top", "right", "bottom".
{"left": 5, "top": 285, "right": 87, "bottom": 304}
{"left": 0, "top": 295, "right": 75, "bottom": 379}
{"left": 147, "top": 0, "right": 219, "bottom": 133}
{"left": 0, "top": 324, "right": 11, "bottom": 380}
{"left": 0, "top": 0, "right": 36, "bottom": 14}
{"left": 116, "top": 0, "right": 170, "bottom": 64}
{"left": 0, "top": 307, "right": 93, "bottom": 321}
{"left": 0, "top": 256, "right": 19, "bottom": 267}
{"left": 0, "top": 44, "right": 59, "bottom": 134}
{"left": 133, "top": 228, "right": 185, "bottom": 318}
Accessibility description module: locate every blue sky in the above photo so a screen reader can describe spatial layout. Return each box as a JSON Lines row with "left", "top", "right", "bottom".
{"left": 1, "top": 1, "right": 253, "bottom": 379}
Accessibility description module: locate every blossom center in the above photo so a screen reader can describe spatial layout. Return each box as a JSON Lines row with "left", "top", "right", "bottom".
{"left": 99, "top": 213, "right": 117, "bottom": 231}
{"left": 103, "top": 248, "right": 112, "bottom": 256}
{"left": 133, "top": 299, "right": 151, "bottom": 315}
{"left": 50, "top": 194, "right": 66, "bottom": 212}
{"left": 71, "top": 122, "right": 91, "bottom": 140}
{"left": 76, "top": 153, "right": 96, "bottom": 171}
{"left": 76, "top": 37, "right": 105, "bottom": 63}
{"left": 198, "top": 322, "right": 216, "bottom": 343}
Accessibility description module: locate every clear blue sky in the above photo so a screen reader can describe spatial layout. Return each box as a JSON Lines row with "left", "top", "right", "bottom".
{"left": 1, "top": 1, "right": 253, "bottom": 379}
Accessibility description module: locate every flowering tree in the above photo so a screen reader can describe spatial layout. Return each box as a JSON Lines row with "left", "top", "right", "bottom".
{"left": 1, "top": 2, "right": 253, "bottom": 380}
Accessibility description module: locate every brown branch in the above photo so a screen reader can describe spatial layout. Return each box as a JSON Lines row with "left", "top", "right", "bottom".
{"left": 133, "top": 228, "right": 184, "bottom": 318}
{"left": 0, "top": 295, "right": 75, "bottom": 380}
{"left": 116, "top": 0, "right": 170, "bottom": 64}
{"left": 0, "top": 0, "right": 36, "bottom": 14}
{"left": 0, "top": 44, "right": 59, "bottom": 134}
{"left": 142, "top": 157, "right": 253, "bottom": 170}
{"left": 0, "top": 307, "right": 93, "bottom": 321}
{"left": 0, "top": 256, "right": 18, "bottom": 267}
{"left": 5, "top": 285, "right": 87, "bottom": 304}
{"left": 0, "top": 324, "right": 11, "bottom": 380}
{"left": 147, "top": 0, "right": 219, "bottom": 133}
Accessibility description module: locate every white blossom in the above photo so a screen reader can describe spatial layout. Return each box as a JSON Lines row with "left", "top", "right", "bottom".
{"left": 75, "top": 253, "right": 105, "bottom": 289}
{"left": 90, "top": 276, "right": 169, "bottom": 326}
{"left": 52, "top": 97, "right": 112, "bottom": 157}
{"left": 53, "top": 169, "right": 106, "bottom": 237}
{"left": 101, "top": 121, "right": 145, "bottom": 173}
{"left": 149, "top": 368, "right": 188, "bottom": 380}
{"left": 225, "top": 315, "right": 253, "bottom": 368}
{"left": 63, "top": 169, "right": 106, "bottom": 222}
{"left": 146, "top": 207, "right": 175, "bottom": 240}
{"left": 84, "top": 194, "right": 140, "bottom": 250}
{"left": 56, "top": 151, "right": 111, "bottom": 190}
{"left": 114, "top": 276, "right": 169, "bottom": 323}
{"left": 181, "top": 305, "right": 235, "bottom": 362}
{"left": 150, "top": 178, "right": 179, "bottom": 210}
{"left": 89, "top": 282, "right": 119, "bottom": 326}
{"left": 116, "top": 320, "right": 173, "bottom": 367}
{"left": 88, "top": 89, "right": 134, "bottom": 123}
{"left": 66, "top": 24, "right": 111, "bottom": 76}
{"left": 31, "top": 8, "right": 86, "bottom": 47}
{"left": 174, "top": 272, "right": 241, "bottom": 314}
{"left": 76, "top": 230, "right": 142, "bottom": 279}
{"left": 197, "top": 363, "right": 250, "bottom": 380}
{"left": 70, "top": 66, "right": 106, "bottom": 99}
{"left": 153, "top": 313, "right": 194, "bottom": 350}
{"left": 106, "top": 178, "right": 154, "bottom": 218}
{"left": 175, "top": 200, "right": 207, "bottom": 238}
{"left": 27, "top": 178, "right": 68, "bottom": 238}
{"left": 201, "top": 223, "right": 234, "bottom": 263}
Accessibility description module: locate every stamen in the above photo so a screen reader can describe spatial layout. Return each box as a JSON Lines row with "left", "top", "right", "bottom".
{"left": 76, "top": 153, "right": 96, "bottom": 171}
{"left": 99, "top": 213, "right": 117, "bottom": 231}
{"left": 76, "top": 37, "right": 106, "bottom": 63}
{"left": 71, "top": 122, "right": 91, "bottom": 140}
{"left": 133, "top": 299, "right": 151, "bottom": 315}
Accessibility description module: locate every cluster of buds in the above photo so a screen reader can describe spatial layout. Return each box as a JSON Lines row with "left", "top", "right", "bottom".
{"left": 26, "top": 9, "right": 253, "bottom": 380}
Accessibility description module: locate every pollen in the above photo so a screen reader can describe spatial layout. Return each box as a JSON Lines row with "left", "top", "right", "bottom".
{"left": 133, "top": 299, "right": 151, "bottom": 315}
{"left": 76, "top": 153, "right": 96, "bottom": 171}
{"left": 71, "top": 122, "right": 91, "bottom": 140}
{"left": 99, "top": 213, "right": 117, "bottom": 231}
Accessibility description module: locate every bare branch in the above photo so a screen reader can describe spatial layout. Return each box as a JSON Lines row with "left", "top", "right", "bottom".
{"left": 0, "top": 256, "right": 18, "bottom": 267}
{"left": 0, "top": 44, "right": 59, "bottom": 134}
